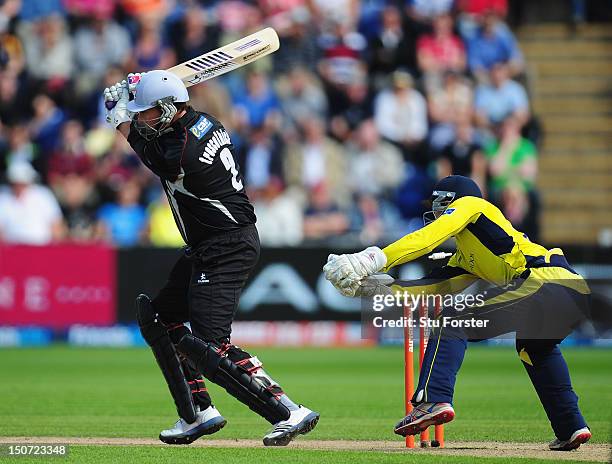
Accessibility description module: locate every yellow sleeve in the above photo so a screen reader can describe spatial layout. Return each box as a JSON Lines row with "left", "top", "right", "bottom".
{"left": 382, "top": 197, "right": 481, "bottom": 271}
{"left": 446, "top": 253, "right": 461, "bottom": 269}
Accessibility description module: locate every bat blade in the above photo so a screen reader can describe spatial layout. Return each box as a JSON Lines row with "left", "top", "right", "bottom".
{"left": 105, "top": 28, "right": 280, "bottom": 110}
{"left": 167, "top": 27, "right": 280, "bottom": 87}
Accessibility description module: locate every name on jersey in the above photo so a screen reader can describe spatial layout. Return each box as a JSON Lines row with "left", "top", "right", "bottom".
{"left": 190, "top": 115, "right": 213, "bottom": 139}
{"left": 199, "top": 129, "right": 231, "bottom": 164}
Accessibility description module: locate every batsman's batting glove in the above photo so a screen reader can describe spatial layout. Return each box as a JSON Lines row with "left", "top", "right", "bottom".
{"left": 105, "top": 82, "right": 133, "bottom": 129}
{"left": 323, "top": 247, "right": 387, "bottom": 297}
{"left": 104, "top": 80, "right": 125, "bottom": 123}
{"left": 104, "top": 79, "right": 126, "bottom": 102}
{"left": 127, "top": 72, "right": 145, "bottom": 94}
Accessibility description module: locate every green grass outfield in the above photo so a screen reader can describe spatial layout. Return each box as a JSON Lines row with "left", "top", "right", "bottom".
{"left": 0, "top": 345, "right": 610, "bottom": 463}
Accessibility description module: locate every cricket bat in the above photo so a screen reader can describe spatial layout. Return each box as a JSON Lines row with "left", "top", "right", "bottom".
{"left": 167, "top": 27, "right": 280, "bottom": 87}
{"left": 106, "top": 27, "right": 279, "bottom": 109}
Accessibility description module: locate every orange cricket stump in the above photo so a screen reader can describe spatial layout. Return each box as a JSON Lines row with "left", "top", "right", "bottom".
{"left": 419, "top": 303, "right": 430, "bottom": 447}
{"left": 403, "top": 303, "right": 415, "bottom": 448}
{"left": 404, "top": 301, "right": 445, "bottom": 449}
{"left": 432, "top": 300, "right": 444, "bottom": 447}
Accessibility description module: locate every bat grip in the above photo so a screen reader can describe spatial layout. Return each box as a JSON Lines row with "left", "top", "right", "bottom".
{"left": 105, "top": 100, "right": 117, "bottom": 110}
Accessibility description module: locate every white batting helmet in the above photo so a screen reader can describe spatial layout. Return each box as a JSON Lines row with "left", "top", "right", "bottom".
{"left": 127, "top": 70, "right": 189, "bottom": 113}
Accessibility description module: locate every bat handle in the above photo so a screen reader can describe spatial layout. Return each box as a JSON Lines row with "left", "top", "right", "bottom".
{"left": 105, "top": 100, "right": 117, "bottom": 110}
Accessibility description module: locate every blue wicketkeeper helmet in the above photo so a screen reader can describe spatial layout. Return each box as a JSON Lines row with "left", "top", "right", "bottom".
{"left": 423, "top": 175, "right": 482, "bottom": 225}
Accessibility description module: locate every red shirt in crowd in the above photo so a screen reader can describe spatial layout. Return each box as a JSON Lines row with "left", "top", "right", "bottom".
{"left": 417, "top": 34, "right": 465, "bottom": 71}
{"left": 458, "top": 0, "right": 508, "bottom": 16}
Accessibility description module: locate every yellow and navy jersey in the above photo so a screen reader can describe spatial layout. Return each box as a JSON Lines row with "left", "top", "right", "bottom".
{"left": 383, "top": 196, "right": 567, "bottom": 286}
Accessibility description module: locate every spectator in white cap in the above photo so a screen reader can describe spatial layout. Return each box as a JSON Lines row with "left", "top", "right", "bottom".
{"left": 0, "top": 161, "right": 65, "bottom": 245}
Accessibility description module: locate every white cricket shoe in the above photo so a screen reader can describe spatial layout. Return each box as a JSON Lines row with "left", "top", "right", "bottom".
{"left": 263, "top": 405, "right": 320, "bottom": 446}
{"left": 394, "top": 402, "right": 455, "bottom": 437}
{"left": 159, "top": 406, "right": 226, "bottom": 445}
{"left": 549, "top": 427, "right": 591, "bottom": 451}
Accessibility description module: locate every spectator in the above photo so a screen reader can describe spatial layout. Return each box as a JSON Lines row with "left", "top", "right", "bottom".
{"left": 216, "top": 1, "right": 260, "bottom": 36}
{"left": 64, "top": 0, "right": 114, "bottom": 18}
{"left": 429, "top": 71, "right": 474, "bottom": 126}
{"left": 73, "top": 13, "right": 131, "bottom": 85}
{"left": 428, "top": 70, "right": 474, "bottom": 152}
{"left": 28, "top": 93, "right": 66, "bottom": 156}
{"left": 485, "top": 116, "right": 537, "bottom": 195}
{"left": 348, "top": 119, "right": 405, "bottom": 196}
{"left": 233, "top": 70, "right": 281, "bottom": 130}
{"left": 56, "top": 170, "right": 99, "bottom": 243}
{"left": 0, "top": 24, "right": 25, "bottom": 75}
{"left": 394, "top": 164, "right": 434, "bottom": 227}
{"left": 374, "top": 70, "right": 427, "bottom": 161}
{"left": 457, "top": 0, "right": 508, "bottom": 17}
{"left": 284, "top": 117, "right": 349, "bottom": 205}
{"left": 369, "top": 5, "right": 415, "bottom": 78}
{"left": 466, "top": 11, "right": 524, "bottom": 80}
{"left": 258, "top": 0, "right": 308, "bottom": 33}
{"left": 188, "top": 81, "right": 234, "bottom": 131}
{"left": 17, "top": 14, "right": 73, "bottom": 81}
{"left": 58, "top": 180, "right": 98, "bottom": 242}
{"left": 19, "top": 0, "right": 64, "bottom": 21}
{"left": 417, "top": 13, "right": 466, "bottom": 90}
{"left": 328, "top": 72, "right": 374, "bottom": 142}
{"left": 456, "top": 0, "right": 508, "bottom": 39}
{"left": 95, "top": 133, "right": 143, "bottom": 204}
{"left": 169, "top": 7, "right": 220, "bottom": 64}
{"left": 317, "top": 17, "right": 367, "bottom": 87}
{"left": 474, "top": 61, "right": 529, "bottom": 129}
{"left": 277, "top": 66, "right": 328, "bottom": 137}
{"left": 0, "top": 71, "right": 27, "bottom": 125}
{"left": 0, "top": 0, "right": 21, "bottom": 34}
{"left": 348, "top": 193, "right": 406, "bottom": 244}
{"left": 96, "top": 178, "right": 147, "bottom": 247}
{"left": 147, "top": 193, "right": 184, "bottom": 247}
{"left": 238, "top": 125, "right": 284, "bottom": 189}
{"left": 484, "top": 116, "right": 538, "bottom": 237}
{"left": 252, "top": 177, "right": 303, "bottom": 246}
{"left": 127, "top": 14, "right": 175, "bottom": 72}
{"left": 0, "top": 161, "right": 65, "bottom": 244}
{"left": 4, "top": 124, "right": 37, "bottom": 170}
{"left": 47, "top": 120, "right": 93, "bottom": 185}
{"left": 406, "top": 0, "right": 455, "bottom": 23}
{"left": 356, "top": 0, "right": 389, "bottom": 40}
{"left": 437, "top": 118, "right": 487, "bottom": 194}
{"left": 310, "top": 0, "right": 361, "bottom": 31}
{"left": 119, "top": 0, "right": 166, "bottom": 17}
{"left": 303, "top": 182, "right": 349, "bottom": 241}
{"left": 272, "top": 7, "right": 319, "bottom": 74}
{"left": 570, "top": 0, "right": 586, "bottom": 25}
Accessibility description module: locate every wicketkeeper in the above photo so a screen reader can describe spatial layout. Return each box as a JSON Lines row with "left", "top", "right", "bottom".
{"left": 324, "top": 175, "right": 591, "bottom": 451}
{"left": 104, "top": 70, "right": 319, "bottom": 446}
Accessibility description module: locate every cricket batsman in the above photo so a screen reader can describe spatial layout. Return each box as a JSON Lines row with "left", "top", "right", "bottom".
{"left": 104, "top": 70, "right": 319, "bottom": 446}
{"left": 323, "top": 175, "right": 591, "bottom": 451}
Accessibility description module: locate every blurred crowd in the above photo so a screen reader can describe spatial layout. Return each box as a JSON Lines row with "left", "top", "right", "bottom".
{"left": 0, "top": 0, "right": 541, "bottom": 249}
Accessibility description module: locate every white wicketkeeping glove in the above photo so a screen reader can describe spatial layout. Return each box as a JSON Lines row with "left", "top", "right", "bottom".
{"left": 355, "top": 273, "right": 395, "bottom": 297}
{"left": 323, "top": 246, "right": 387, "bottom": 297}
{"left": 104, "top": 81, "right": 133, "bottom": 128}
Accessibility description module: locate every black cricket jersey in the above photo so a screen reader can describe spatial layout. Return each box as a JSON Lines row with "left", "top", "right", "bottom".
{"left": 127, "top": 107, "right": 256, "bottom": 247}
